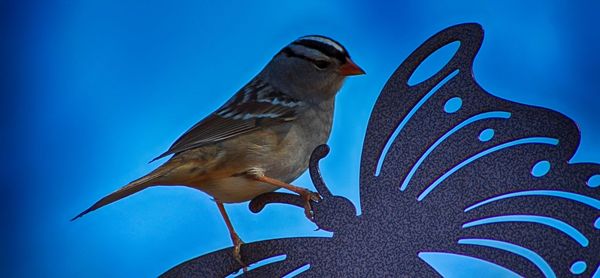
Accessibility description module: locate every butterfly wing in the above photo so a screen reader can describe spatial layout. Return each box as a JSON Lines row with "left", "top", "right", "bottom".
{"left": 161, "top": 237, "right": 333, "bottom": 277}
{"left": 359, "top": 23, "right": 600, "bottom": 277}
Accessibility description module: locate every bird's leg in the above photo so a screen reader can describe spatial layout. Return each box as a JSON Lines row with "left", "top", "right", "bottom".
{"left": 216, "top": 201, "right": 247, "bottom": 272}
{"left": 252, "top": 175, "right": 322, "bottom": 221}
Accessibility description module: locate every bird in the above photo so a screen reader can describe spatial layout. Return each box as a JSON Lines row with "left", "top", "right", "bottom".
{"left": 72, "top": 35, "right": 365, "bottom": 267}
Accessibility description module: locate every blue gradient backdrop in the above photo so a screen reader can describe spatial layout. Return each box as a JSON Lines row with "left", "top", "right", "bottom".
{"left": 3, "top": 1, "right": 599, "bottom": 277}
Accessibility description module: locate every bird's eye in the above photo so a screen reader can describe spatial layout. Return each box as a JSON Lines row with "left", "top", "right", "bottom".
{"left": 313, "top": 60, "right": 330, "bottom": 70}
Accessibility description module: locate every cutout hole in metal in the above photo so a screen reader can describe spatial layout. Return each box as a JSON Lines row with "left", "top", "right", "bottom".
{"left": 408, "top": 41, "right": 460, "bottom": 86}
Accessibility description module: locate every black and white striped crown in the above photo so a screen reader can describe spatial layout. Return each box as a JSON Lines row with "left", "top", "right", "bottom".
{"left": 280, "top": 35, "right": 350, "bottom": 63}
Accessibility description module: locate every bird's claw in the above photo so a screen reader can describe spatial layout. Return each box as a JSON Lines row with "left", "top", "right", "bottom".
{"left": 301, "top": 190, "right": 322, "bottom": 221}
{"left": 309, "top": 191, "right": 322, "bottom": 202}
{"left": 232, "top": 235, "right": 247, "bottom": 272}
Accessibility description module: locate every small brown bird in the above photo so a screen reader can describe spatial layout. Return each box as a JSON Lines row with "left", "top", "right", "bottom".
{"left": 73, "top": 35, "right": 364, "bottom": 266}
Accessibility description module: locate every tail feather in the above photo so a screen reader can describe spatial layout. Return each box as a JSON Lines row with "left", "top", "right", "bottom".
{"left": 71, "top": 170, "right": 166, "bottom": 221}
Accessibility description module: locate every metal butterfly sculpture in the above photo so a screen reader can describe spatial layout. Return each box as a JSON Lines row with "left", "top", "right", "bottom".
{"left": 163, "top": 23, "right": 600, "bottom": 277}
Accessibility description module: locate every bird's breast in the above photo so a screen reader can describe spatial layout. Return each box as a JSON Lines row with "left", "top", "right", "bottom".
{"left": 263, "top": 102, "right": 334, "bottom": 182}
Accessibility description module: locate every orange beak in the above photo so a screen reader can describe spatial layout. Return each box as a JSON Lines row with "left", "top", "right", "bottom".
{"left": 339, "top": 58, "right": 365, "bottom": 76}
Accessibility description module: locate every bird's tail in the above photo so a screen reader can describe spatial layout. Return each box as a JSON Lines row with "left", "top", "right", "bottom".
{"left": 71, "top": 167, "right": 169, "bottom": 221}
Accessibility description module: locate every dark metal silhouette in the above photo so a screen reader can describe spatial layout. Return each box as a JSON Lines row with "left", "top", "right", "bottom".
{"left": 162, "top": 23, "right": 600, "bottom": 277}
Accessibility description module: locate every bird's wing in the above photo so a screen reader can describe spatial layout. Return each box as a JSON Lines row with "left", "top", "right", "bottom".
{"left": 359, "top": 24, "right": 600, "bottom": 276}
{"left": 152, "top": 78, "right": 306, "bottom": 161}
{"left": 160, "top": 237, "right": 331, "bottom": 277}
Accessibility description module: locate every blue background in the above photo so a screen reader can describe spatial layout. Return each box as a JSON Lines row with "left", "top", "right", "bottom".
{"left": 3, "top": 1, "right": 599, "bottom": 277}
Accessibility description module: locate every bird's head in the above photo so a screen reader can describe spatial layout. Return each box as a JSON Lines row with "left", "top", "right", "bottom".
{"left": 263, "top": 35, "right": 365, "bottom": 102}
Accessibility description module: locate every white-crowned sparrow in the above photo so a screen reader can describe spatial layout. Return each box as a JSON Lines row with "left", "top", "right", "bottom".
{"left": 73, "top": 35, "right": 364, "bottom": 266}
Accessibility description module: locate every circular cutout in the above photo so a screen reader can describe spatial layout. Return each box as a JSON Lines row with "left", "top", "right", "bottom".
{"left": 478, "top": 129, "right": 495, "bottom": 142}
{"left": 444, "top": 97, "right": 462, "bottom": 113}
{"left": 587, "top": 174, "right": 600, "bottom": 188}
{"left": 531, "top": 161, "right": 551, "bottom": 177}
{"left": 570, "top": 261, "right": 587, "bottom": 275}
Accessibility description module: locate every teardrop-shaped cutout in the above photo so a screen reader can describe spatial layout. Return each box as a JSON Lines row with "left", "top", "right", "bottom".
{"left": 408, "top": 41, "right": 460, "bottom": 86}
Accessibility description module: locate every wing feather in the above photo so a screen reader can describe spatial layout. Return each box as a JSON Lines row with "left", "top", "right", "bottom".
{"left": 152, "top": 78, "right": 305, "bottom": 161}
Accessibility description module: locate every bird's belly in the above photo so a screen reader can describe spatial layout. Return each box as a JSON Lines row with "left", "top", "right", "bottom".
{"left": 195, "top": 176, "right": 278, "bottom": 203}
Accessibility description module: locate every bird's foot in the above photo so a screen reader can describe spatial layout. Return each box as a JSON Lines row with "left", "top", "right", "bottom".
{"left": 300, "top": 189, "right": 322, "bottom": 221}
{"left": 248, "top": 175, "right": 322, "bottom": 221}
{"left": 231, "top": 234, "right": 247, "bottom": 272}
